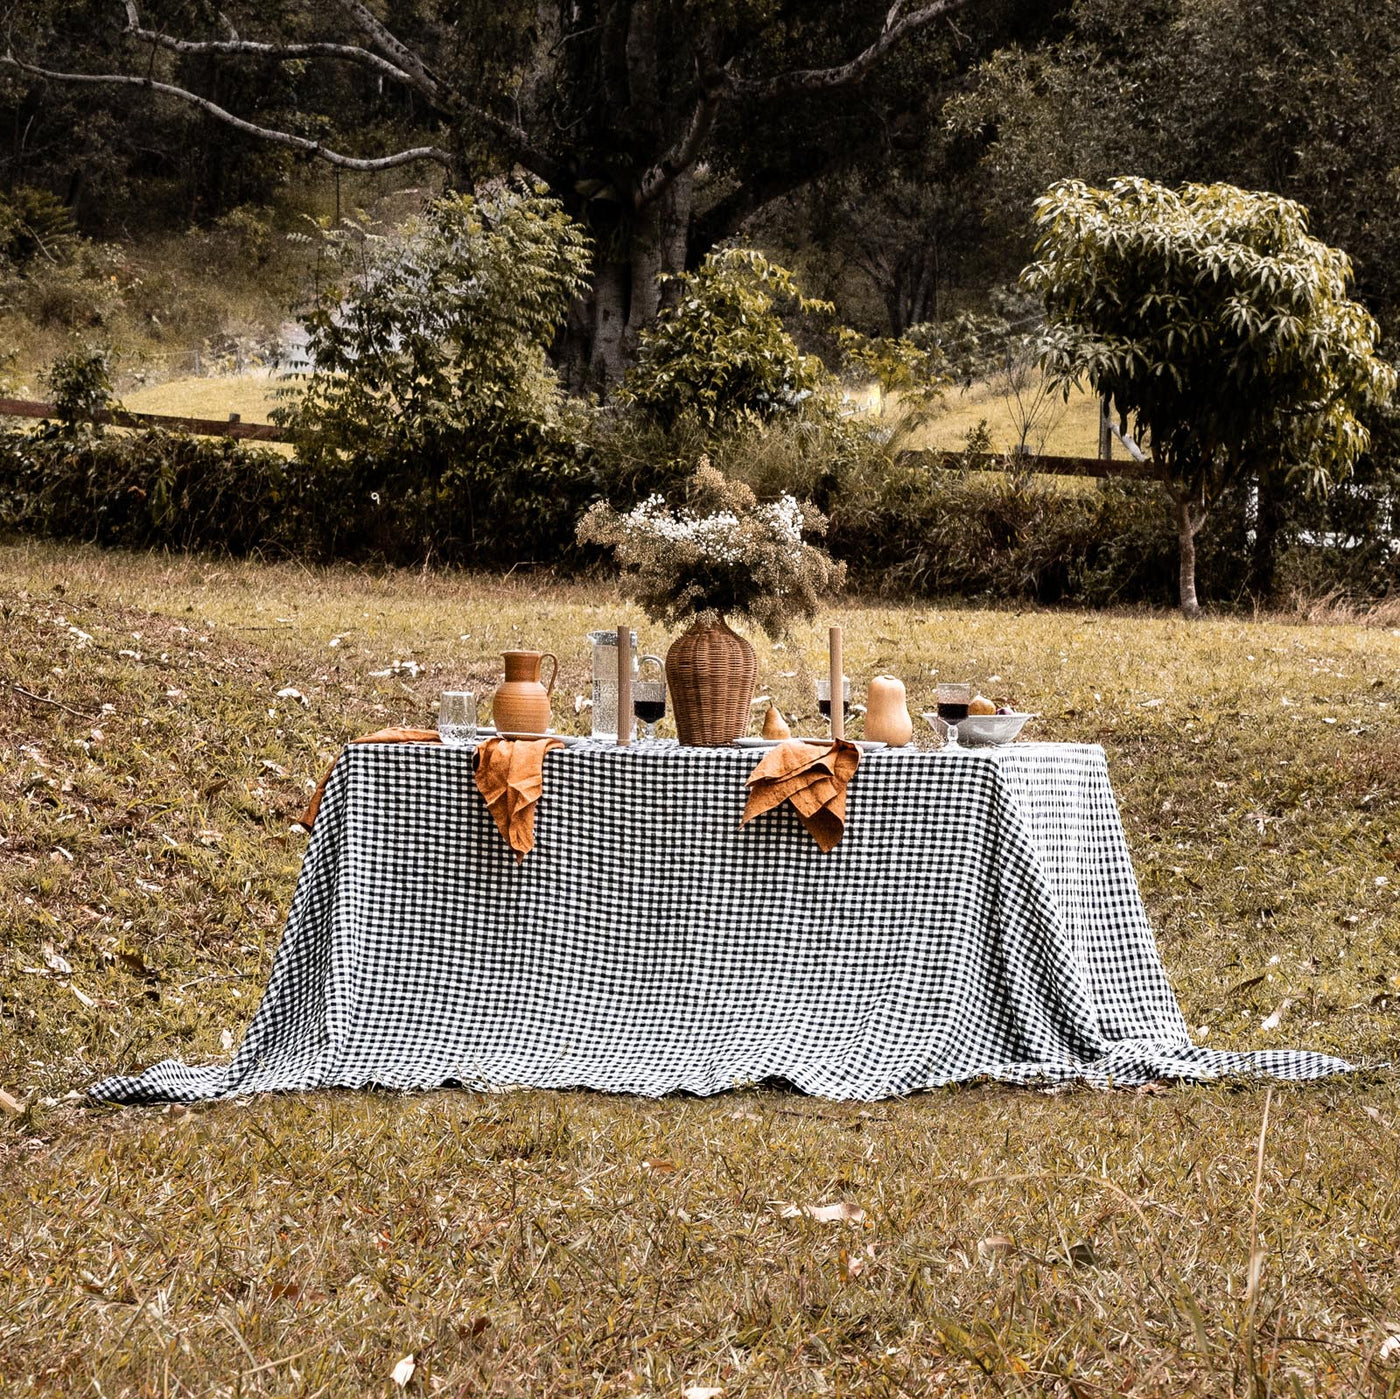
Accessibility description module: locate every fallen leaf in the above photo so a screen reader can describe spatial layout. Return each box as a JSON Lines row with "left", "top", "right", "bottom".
{"left": 0, "top": 1087, "right": 23, "bottom": 1116}
{"left": 221, "top": 1028, "right": 235, "bottom": 1053}
{"left": 1381, "top": 1335, "right": 1400, "bottom": 1364}
{"left": 276, "top": 687, "right": 310, "bottom": 706}
{"left": 390, "top": 1354, "right": 416, "bottom": 1388}
{"left": 71, "top": 984, "right": 96, "bottom": 1009}
{"left": 643, "top": 1158, "right": 678, "bottom": 1173}
{"left": 683, "top": 1387, "right": 723, "bottom": 1399}
{"left": 779, "top": 1200, "right": 864, "bottom": 1223}
{"left": 1261, "top": 999, "right": 1291, "bottom": 1032}
{"left": 42, "top": 942, "right": 72, "bottom": 976}
{"left": 977, "top": 1235, "right": 1014, "bottom": 1261}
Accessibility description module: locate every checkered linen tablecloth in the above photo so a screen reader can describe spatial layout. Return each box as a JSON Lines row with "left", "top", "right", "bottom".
{"left": 91, "top": 741, "right": 1350, "bottom": 1104}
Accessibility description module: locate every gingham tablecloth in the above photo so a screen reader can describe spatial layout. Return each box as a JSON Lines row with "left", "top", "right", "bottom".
{"left": 91, "top": 741, "right": 1350, "bottom": 1103}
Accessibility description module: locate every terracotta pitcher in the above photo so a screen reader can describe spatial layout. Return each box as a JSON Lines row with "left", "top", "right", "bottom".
{"left": 492, "top": 650, "right": 558, "bottom": 735}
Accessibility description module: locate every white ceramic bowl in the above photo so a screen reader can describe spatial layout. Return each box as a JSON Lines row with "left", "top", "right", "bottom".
{"left": 935, "top": 712, "right": 1030, "bottom": 746}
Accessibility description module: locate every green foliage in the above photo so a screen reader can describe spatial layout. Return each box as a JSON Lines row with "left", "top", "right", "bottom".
{"left": 277, "top": 186, "right": 593, "bottom": 564}
{"left": 618, "top": 250, "right": 833, "bottom": 430}
{"left": 0, "top": 426, "right": 308, "bottom": 555}
{"left": 1023, "top": 176, "right": 1397, "bottom": 609}
{"left": 953, "top": 0, "right": 1400, "bottom": 325}
{"left": 0, "top": 186, "right": 79, "bottom": 270}
{"left": 837, "top": 328, "right": 948, "bottom": 443}
{"left": 40, "top": 344, "right": 118, "bottom": 429}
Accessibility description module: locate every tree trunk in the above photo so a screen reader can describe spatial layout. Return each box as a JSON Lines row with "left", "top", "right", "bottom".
{"left": 578, "top": 171, "right": 695, "bottom": 390}
{"left": 590, "top": 258, "right": 630, "bottom": 387}
{"left": 1249, "top": 467, "right": 1286, "bottom": 602}
{"left": 1175, "top": 496, "right": 1204, "bottom": 618}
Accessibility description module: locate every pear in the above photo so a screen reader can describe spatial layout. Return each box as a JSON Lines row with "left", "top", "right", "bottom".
{"left": 762, "top": 703, "right": 792, "bottom": 740}
{"left": 969, "top": 694, "right": 997, "bottom": 716}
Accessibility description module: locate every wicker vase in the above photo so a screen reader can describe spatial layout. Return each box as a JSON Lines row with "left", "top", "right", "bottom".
{"left": 666, "top": 617, "right": 758, "bottom": 746}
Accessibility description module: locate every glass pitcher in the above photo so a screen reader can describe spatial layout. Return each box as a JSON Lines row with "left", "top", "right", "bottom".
{"left": 589, "top": 629, "right": 664, "bottom": 741}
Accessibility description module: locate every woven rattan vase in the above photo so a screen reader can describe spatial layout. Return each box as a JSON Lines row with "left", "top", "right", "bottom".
{"left": 666, "top": 618, "right": 758, "bottom": 746}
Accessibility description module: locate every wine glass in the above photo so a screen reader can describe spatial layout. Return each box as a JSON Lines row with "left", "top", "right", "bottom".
{"left": 815, "top": 674, "right": 851, "bottom": 728}
{"left": 936, "top": 681, "right": 971, "bottom": 747}
{"left": 437, "top": 690, "right": 478, "bottom": 746}
{"left": 633, "top": 677, "right": 666, "bottom": 742}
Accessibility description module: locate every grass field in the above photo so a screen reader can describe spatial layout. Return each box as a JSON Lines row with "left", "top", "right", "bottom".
{"left": 122, "top": 372, "right": 288, "bottom": 425}
{"left": 116, "top": 372, "right": 1110, "bottom": 463}
{"left": 3, "top": 542, "right": 1399, "bottom": 1397}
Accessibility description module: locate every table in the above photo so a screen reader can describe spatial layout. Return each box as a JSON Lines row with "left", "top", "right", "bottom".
{"left": 91, "top": 741, "right": 1350, "bottom": 1104}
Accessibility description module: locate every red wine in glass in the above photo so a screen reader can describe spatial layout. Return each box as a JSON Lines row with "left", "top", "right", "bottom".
{"left": 936, "top": 701, "right": 970, "bottom": 724}
{"left": 817, "top": 698, "right": 851, "bottom": 720}
{"left": 634, "top": 698, "right": 666, "bottom": 725}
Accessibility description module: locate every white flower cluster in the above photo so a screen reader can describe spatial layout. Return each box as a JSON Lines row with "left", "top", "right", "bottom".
{"left": 760, "top": 494, "right": 804, "bottom": 544}
{"left": 621, "top": 493, "right": 804, "bottom": 567}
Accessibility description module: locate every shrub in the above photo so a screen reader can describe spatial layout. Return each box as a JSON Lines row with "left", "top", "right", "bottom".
{"left": 277, "top": 185, "right": 594, "bottom": 566}
{"left": 617, "top": 250, "right": 832, "bottom": 430}
{"left": 0, "top": 426, "right": 312, "bottom": 556}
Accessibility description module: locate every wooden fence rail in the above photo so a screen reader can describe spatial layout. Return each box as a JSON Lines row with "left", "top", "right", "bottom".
{"left": 0, "top": 397, "right": 1159, "bottom": 479}
{"left": 0, "top": 397, "right": 291, "bottom": 443}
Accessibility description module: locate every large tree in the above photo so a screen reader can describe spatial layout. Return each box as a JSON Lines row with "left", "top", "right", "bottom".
{"left": 1, "top": 0, "right": 1016, "bottom": 383}
{"left": 952, "top": 0, "right": 1400, "bottom": 323}
{"left": 1023, "top": 177, "right": 1396, "bottom": 616}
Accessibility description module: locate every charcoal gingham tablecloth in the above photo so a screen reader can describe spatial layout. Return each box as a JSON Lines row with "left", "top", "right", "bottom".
{"left": 91, "top": 741, "right": 1350, "bottom": 1103}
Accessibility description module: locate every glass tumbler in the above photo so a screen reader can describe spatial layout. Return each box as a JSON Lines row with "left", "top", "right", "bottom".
{"left": 437, "top": 690, "right": 478, "bottom": 746}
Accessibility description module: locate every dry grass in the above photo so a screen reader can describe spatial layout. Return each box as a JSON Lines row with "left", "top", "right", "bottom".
{"left": 3, "top": 541, "right": 1400, "bottom": 1398}
{"left": 122, "top": 373, "right": 288, "bottom": 425}
{"left": 912, "top": 380, "right": 1104, "bottom": 458}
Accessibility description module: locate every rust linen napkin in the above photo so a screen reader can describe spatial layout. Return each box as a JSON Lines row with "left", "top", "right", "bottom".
{"left": 296, "top": 727, "right": 441, "bottom": 831}
{"left": 741, "top": 738, "right": 862, "bottom": 853}
{"left": 473, "top": 736, "right": 565, "bottom": 862}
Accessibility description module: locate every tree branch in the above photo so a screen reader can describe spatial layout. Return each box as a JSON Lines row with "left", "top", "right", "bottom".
{"left": 120, "top": 0, "right": 432, "bottom": 98}
{"left": 733, "top": 0, "right": 975, "bottom": 100}
{"left": 0, "top": 53, "right": 454, "bottom": 172}
{"left": 330, "top": 0, "right": 448, "bottom": 105}
{"left": 636, "top": 67, "right": 730, "bottom": 208}
{"left": 324, "top": 0, "right": 563, "bottom": 183}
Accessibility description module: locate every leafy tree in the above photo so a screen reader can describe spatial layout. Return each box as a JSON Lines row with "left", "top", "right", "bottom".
{"left": 278, "top": 185, "right": 593, "bottom": 563}
{"left": 0, "top": 0, "right": 1016, "bottom": 383}
{"left": 953, "top": 0, "right": 1400, "bottom": 321}
{"left": 1022, "top": 176, "right": 1396, "bottom": 615}
{"left": 617, "top": 249, "right": 832, "bottom": 430}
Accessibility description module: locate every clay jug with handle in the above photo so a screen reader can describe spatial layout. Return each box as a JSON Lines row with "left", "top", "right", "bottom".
{"left": 492, "top": 650, "right": 558, "bottom": 735}
{"left": 864, "top": 674, "right": 914, "bottom": 746}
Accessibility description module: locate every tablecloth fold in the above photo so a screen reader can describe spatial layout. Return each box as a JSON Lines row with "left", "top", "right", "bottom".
{"left": 297, "top": 728, "right": 441, "bottom": 830}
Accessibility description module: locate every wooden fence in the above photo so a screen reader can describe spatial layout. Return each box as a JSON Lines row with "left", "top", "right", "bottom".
{"left": 0, "top": 397, "right": 290, "bottom": 443}
{"left": 0, "top": 397, "right": 1158, "bottom": 479}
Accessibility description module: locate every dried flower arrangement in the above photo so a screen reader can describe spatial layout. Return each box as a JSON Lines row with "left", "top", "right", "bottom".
{"left": 577, "top": 464, "right": 845, "bottom": 640}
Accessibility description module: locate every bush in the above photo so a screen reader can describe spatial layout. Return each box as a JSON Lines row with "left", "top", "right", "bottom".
{"left": 618, "top": 250, "right": 832, "bottom": 430}
{"left": 277, "top": 185, "right": 594, "bottom": 566}
{"left": 0, "top": 426, "right": 312, "bottom": 556}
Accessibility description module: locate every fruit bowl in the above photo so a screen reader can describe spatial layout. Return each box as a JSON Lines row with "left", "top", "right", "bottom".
{"left": 933, "top": 712, "right": 1031, "bottom": 746}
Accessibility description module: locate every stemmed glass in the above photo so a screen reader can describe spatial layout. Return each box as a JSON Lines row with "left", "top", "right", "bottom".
{"left": 936, "top": 681, "right": 971, "bottom": 748}
{"left": 815, "top": 674, "right": 851, "bottom": 728}
{"left": 633, "top": 657, "right": 667, "bottom": 741}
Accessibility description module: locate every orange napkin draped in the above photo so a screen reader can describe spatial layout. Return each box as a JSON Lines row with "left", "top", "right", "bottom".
{"left": 741, "top": 738, "right": 862, "bottom": 853}
{"left": 473, "top": 736, "right": 564, "bottom": 862}
{"left": 296, "top": 727, "right": 440, "bottom": 831}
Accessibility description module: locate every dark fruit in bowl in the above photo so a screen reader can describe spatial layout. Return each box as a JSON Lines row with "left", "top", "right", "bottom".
{"left": 996, "top": 706, "right": 1014, "bottom": 715}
